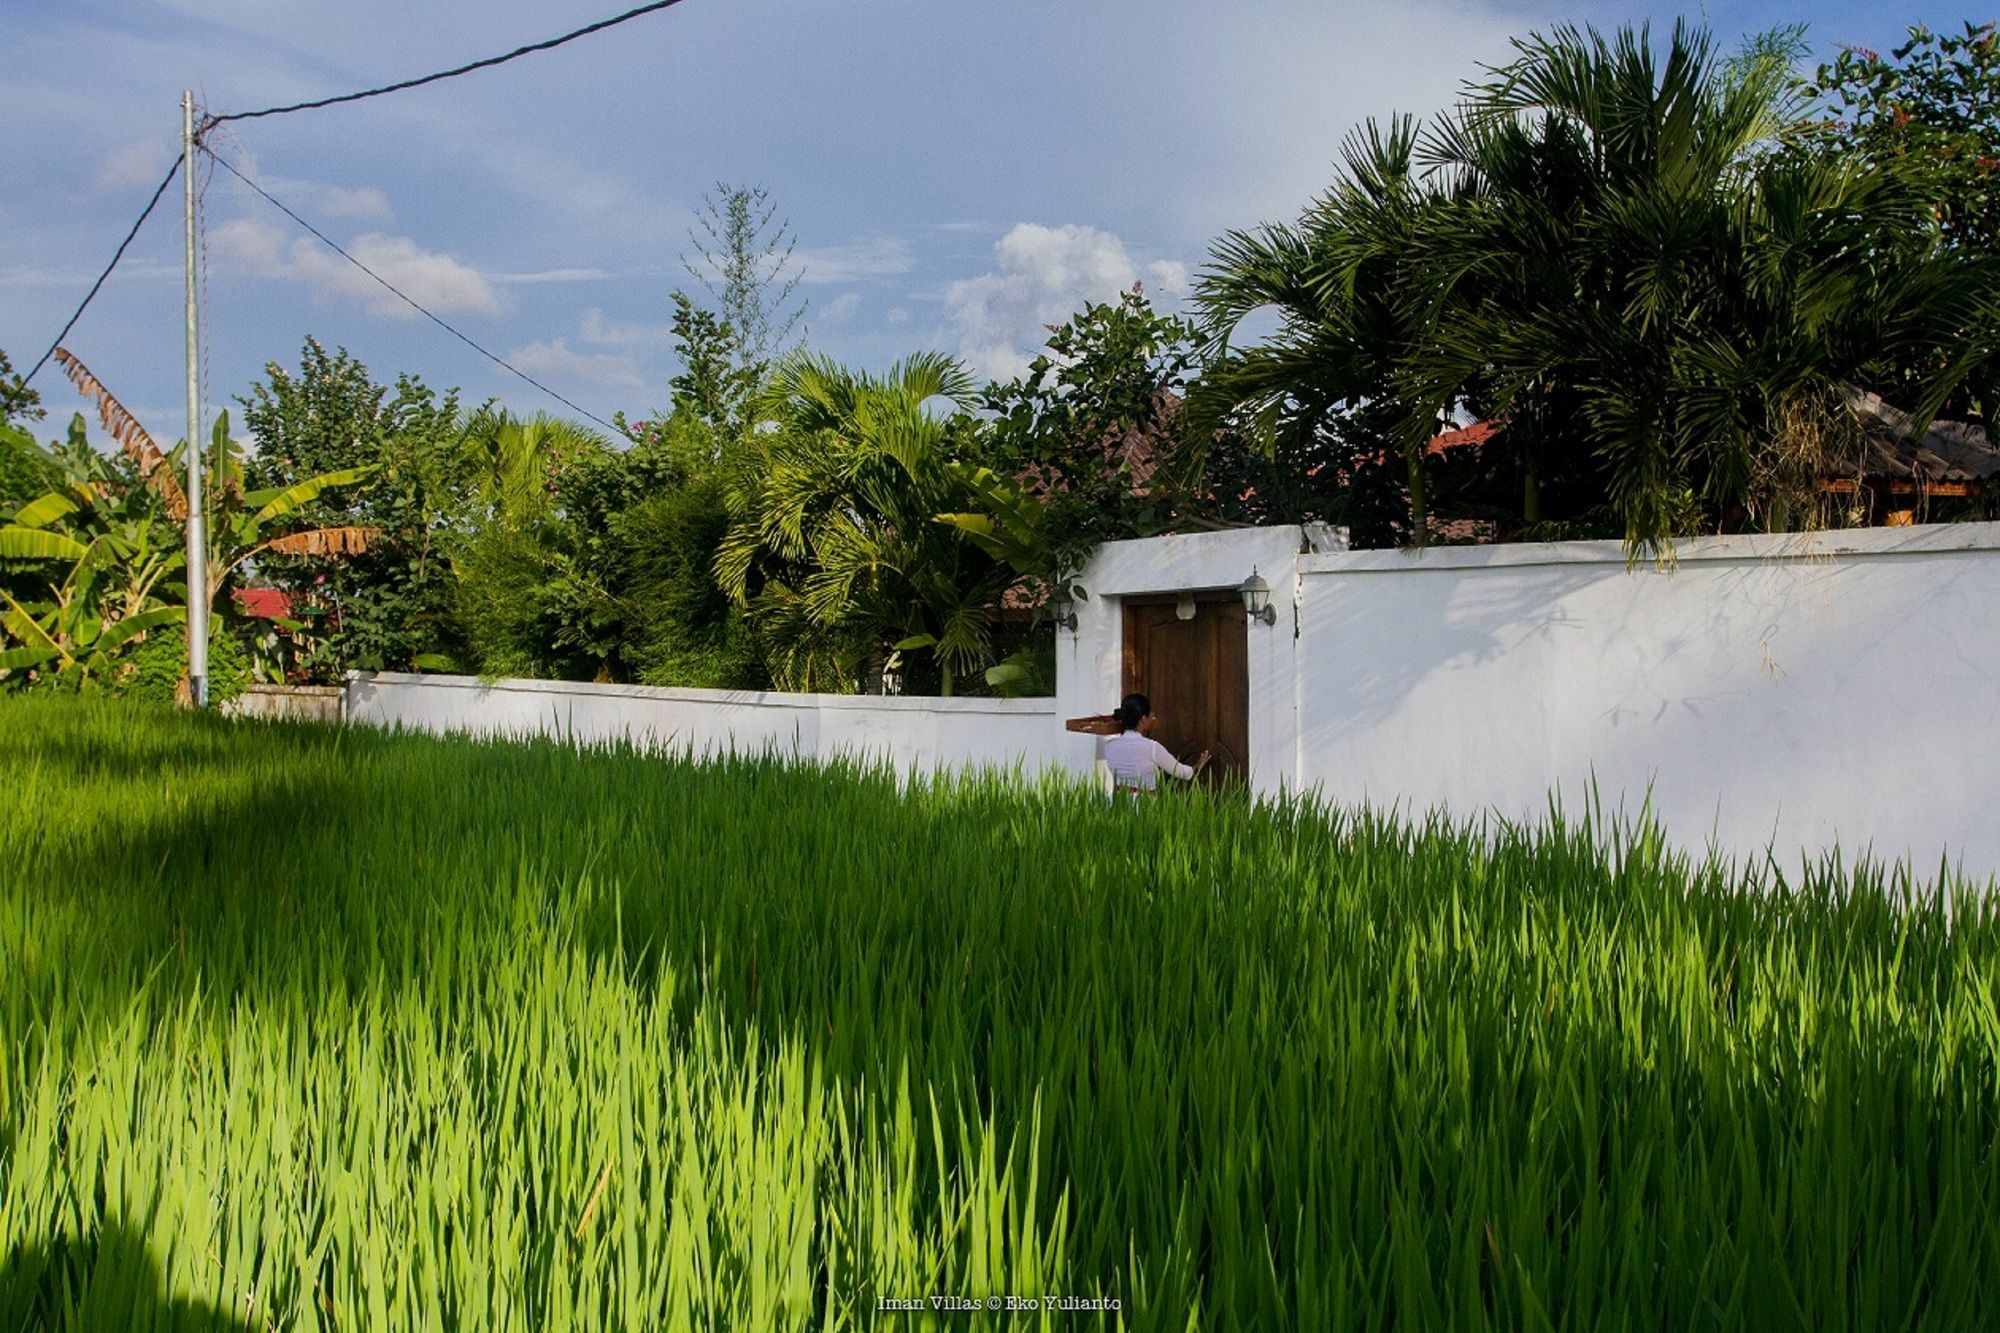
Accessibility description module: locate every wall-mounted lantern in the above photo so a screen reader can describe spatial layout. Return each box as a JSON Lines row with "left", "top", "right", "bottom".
{"left": 1241, "top": 568, "right": 1277, "bottom": 626}
{"left": 1050, "top": 586, "right": 1078, "bottom": 632}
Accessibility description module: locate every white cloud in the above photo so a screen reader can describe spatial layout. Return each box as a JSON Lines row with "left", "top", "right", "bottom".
{"left": 579, "top": 307, "right": 673, "bottom": 349}
{"left": 98, "top": 141, "right": 170, "bottom": 190}
{"left": 265, "top": 177, "right": 393, "bottom": 222}
{"left": 0, "top": 260, "right": 178, "bottom": 287}
{"left": 1145, "top": 259, "right": 1191, "bottom": 297}
{"left": 813, "top": 291, "right": 861, "bottom": 328}
{"left": 885, "top": 306, "right": 911, "bottom": 327}
{"left": 794, "top": 235, "right": 915, "bottom": 284}
{"left": 941, "top": 222, "right": 1187, "bottom": 380}
{"left": 506, "top": 338, "right": 645, "bottom": 391}
{"left": 211, "top": 215, "right": 502, "bottom": 320}
{"left": 495, "top": 267, "right": 615, "bottom": 285}
{"left": 210, "top": 216, "right": 287, "bottom": 273}
{"left": 211, "top": 146, "right": 394, "bottom": 222}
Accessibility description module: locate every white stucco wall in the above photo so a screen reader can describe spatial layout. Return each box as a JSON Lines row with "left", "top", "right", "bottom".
{"left": 1292, "top": 523, "right": 2000, "bottom": 881}
{"left": 344, "top": 673, "right": 1062, "bottom": 778}
{"left": 343, "top": 518, "right": 2000, "bottom": 883}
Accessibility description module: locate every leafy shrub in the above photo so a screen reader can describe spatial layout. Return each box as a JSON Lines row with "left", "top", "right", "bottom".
{"left": 125, "top": 624, "right": 253, "bottom": 706}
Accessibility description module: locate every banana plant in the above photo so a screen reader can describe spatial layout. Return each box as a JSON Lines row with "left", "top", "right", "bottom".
{"left": 1, "top": 417, "right": 187, "bottom": 684}
{"left": 54, "top": 351, "right": 381, "bottom": 605}
{"left": 198, "top": 411, "right": 379, "bottom": 604}
{"left": 2, "top": 367, "right": 378, "bottom": 688}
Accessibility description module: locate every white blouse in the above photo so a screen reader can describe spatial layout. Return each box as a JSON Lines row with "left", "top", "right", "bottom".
{"left": 1103, "top": 731, "right": 1193, "bottom": 790}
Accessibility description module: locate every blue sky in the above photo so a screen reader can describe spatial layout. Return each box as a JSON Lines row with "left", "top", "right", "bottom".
{"left": 0, "top": 0, "right": 1978, "bottom": 442}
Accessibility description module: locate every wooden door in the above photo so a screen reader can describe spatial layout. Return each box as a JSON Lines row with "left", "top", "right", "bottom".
{"left": 1121, "top": 594, "right": 1250, "bottom": 787}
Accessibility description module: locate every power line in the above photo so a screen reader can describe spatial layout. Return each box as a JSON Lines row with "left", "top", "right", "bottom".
{"left": 205, "top": 0, "right": 693, "bottom": 127}
{"left": 207, "top": 148, "right": 633, "bottom": 439}
{"left": 24, "top": 154, "right": 183, "bottom": 385}
{"left": 19, "top": 3, "right": 696, "bottom": 400}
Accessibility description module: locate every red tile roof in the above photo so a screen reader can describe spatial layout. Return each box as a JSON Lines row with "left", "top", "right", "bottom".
{"left": 1428, "top": 420, "right": 1498, "bottom": 455}
{"left": 233, "top": 587, "right": 293, "bottom": 620}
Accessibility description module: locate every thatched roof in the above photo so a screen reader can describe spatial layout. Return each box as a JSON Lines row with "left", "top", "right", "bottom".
{"left": 1840, "top": 387, "right": 2000, "bottom": 485}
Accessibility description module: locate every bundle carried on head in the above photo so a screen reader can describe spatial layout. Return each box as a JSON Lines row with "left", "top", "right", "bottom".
{"left": 1064, "top": 715, "right": 1122, "bottom": 735}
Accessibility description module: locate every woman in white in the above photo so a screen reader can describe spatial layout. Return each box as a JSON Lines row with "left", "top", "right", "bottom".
{"left": 1103, "top": 693, "right": 1209, "bottom": 793}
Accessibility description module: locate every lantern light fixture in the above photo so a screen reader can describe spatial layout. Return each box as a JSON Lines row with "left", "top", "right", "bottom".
{"left": 1241, "top": 568, "right": 1277, "bottom": 626}
{"left": 1050, "top": 585, "right": 1078, "bottom": 632}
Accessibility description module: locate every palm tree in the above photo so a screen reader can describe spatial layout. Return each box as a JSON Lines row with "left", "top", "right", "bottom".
{"left": 716, "top": 352, "right": 1011, "bottom": 694}
{"left": 1193, "top": 22, "right": 2000, "bottom": 552}
{"left": 449, "top": 411, "right": 627, "bottom": 682}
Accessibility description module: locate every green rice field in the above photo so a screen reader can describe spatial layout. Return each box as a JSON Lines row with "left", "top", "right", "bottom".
{"left": 2, "top": 695, "right": 1997, "bottom": 1330}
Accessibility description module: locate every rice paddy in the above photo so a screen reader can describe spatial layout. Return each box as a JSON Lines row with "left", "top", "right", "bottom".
{"left": 2, "top": 694, "right": 1997, "bottom": 1330}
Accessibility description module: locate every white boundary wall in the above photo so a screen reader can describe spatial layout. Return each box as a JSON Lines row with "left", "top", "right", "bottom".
{"left": 1062, "top": 522, "right": 2000, "bottom": 882}
{"left": 344, "top": 672, "right": 1060, "bottom": 777}
{"left": 344, "top": 520, "right": 2000, "bottom": 882}
{"left": 1290, "top": 524, "right": 2000, "bottom": 880}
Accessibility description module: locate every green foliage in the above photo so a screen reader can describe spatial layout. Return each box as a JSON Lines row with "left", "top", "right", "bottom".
{"left": 1811, "top": 22, "right": 2000, "bottom": 254}
{"left": 0, "top": 419, "right": 185, "bottom": 690}
{"left": 0, "top": 346, "right": 43, "bottom": 427}
{"left": 201, "top": 410, "right": 376, "bottom": 602}
{"left": 0, "top": 423, "right": 60, "bottom": 516}
{"left": 1195, "top": 22, "right": 2000, "bottom": 552}
{"left": 451, "top": 413, "right": 622, "bottom": 681}
{"left": 124, "top": 621, "right": 251, "bottom": 706}
{"left": 687, "top": 181, "right": 804, "bottom": 395}
{"left": 613, "top": 475, "right": 762, "bottom": 689}
{"left": 241, "top": 340, "right": 472, "bottom": 675}
{"left": 719, "top": 352, "right": 1012, "bottom": 694}
{"left": 5, "top": 698, "right": 2000, "bottom": 1327}
{"left": 980, "top": 288, "right": 1204, "bottom": 576}
{"left": 661, "top": 291, "right": 759, "bottom": 449}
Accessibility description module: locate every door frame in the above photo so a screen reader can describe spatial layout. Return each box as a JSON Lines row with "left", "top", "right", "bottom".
{"left": 1055, "top": 525, "right": 1308, "bottom": 797}
{"left": 1119, "top": 591, "right": 1251, "bottom": 788}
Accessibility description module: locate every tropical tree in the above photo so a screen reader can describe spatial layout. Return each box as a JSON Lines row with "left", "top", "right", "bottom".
{"left": 1191, "top": 116, "right": 1443, "bottom": 544}
{"left": 1194, "top": 22, "right": 2000, "bottom": 552}
{"left": 1811, "top": 21, "right": 2000, "bottom": 256}
{"left": 0, "top": 347, "right": 43, "bottom": 429}
{"left": 197, "top": 412, "right": 378, "bottom": 604}
{"left": 0, "top": 419, "right": 183, "bottom": 688}
{"left": 240, "top": 340, "right": 471, "bottom": 675}
{"left": 717, "top": 353, "right": 1012, "bottom": 694}
{"left": 1, "top": 352, "right": 380, "bottom": 693}
{"left": 452, "top": 412, "right": 629, "bottom": 681}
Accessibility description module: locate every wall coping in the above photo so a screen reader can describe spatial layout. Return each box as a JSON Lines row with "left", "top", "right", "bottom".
{"left": 346, "top": 671, "right": 1057, "bottom": 715}
{"left": 1298, "top": 519, "right": 2000, "bottom": 576}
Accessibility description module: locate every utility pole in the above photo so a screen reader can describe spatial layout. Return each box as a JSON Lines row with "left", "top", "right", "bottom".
{"left": 182, "top": 90, "right": 208, "bottom": 706}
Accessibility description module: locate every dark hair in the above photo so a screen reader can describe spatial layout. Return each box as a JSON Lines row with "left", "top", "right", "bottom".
{"left": 1113, "top": 693, "right": 1151, "bottom": 732}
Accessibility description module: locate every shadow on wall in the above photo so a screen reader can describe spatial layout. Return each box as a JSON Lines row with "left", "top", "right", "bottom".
{"left": 1299, "top": 557, "right": 1587, "bottom": 747}
{"left": 1, "top": 1221, "right": 247, "bottom": 1332}
{"left": 1293, "top": 547, "right": 2000, "bottom": 875}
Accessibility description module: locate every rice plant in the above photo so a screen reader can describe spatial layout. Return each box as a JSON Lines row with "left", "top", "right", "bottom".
{"left": 1, "top": 695, "right": 1995, "bottom": 1329}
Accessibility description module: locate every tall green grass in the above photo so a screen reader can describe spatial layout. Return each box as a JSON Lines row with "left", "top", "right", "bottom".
{"left": 1, "top": 695, "right": 1996, "bottom": 1329}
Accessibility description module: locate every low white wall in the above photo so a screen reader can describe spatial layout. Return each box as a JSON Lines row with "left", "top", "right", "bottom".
{"left": 222, "top": 684, "right": 344, "bottom": 723}
{"left": 345, "top": 672, "right": 1062, "bottom": 778}
{"left": 1293, "top": 523, "right": 2000, "bottom": 881}
{"left": 346, "top": 518, "right": 2000, "bottom": 884}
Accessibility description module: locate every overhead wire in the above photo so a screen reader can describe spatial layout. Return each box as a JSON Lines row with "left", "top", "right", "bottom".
{"left": 203, "top": 0, "right": 692, "bottom": 127}
{"left": 206, "top": 148, "right": 633, "bottom": 439}
{"left": 23, "top": 154, "right": 183, "bottom": 385}
{"left": 23, "top": 1, "right": 694, "bottom": 393}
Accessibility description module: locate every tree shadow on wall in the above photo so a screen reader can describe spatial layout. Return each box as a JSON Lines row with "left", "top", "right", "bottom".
{"left": 0, "top": 1222, "right": 250, "bottom": 1333}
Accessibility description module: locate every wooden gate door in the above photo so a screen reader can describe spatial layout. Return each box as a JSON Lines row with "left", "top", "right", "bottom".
{"left": 1121, "top": 594, "right": 1250, "bottom": 786}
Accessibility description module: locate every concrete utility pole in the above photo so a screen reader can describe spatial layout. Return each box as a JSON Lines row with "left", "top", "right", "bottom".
{"left": 182, "top": 90, "right": 208, "bottom": 706}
